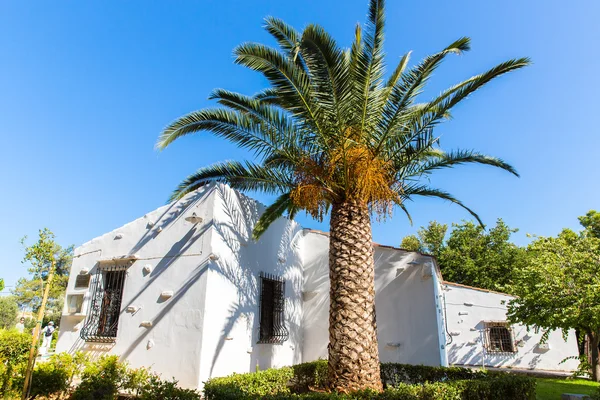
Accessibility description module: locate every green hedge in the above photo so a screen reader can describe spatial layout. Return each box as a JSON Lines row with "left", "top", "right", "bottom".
{"left": 203, "top": 361, "right": 536, "bottom": 400}
{"left": 380, "top": 363, "right": 493, "bottom": 386}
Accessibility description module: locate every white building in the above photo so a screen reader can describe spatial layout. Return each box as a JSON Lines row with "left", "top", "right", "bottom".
{"left": 56, "top": 183, "right": 579, "bottom": 389}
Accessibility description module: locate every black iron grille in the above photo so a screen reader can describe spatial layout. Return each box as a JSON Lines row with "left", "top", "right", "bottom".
{"left": 484, "top": 321, "right": 517, "bottom": 353}
{"left": 80, "top": 266, "right": 127, "bottom": 343}
{"left": 258, "top": 272, "right": 289, "bottom": 344}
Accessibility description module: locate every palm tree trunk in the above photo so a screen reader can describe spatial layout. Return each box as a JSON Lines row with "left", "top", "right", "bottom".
{"left": 327, "top": 200, "right": 382, "bottom": 392}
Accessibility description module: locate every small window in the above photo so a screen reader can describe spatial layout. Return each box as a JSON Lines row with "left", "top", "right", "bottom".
{"left": 484, "top": 321, "right": 517, "bottom": 353}
{"left": 67, "top": 294, "right": 84, "bottom": 314}
{"left": 258, "top": 272, "right": 289, "bottom": 344}
{"left": 75, "top": 274, "right": 91, "bottom": 289}
{"left": 80, "top": 266, "right": 127, "bottom": 342}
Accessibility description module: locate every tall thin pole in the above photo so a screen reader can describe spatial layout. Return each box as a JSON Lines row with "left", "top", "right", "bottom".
{"left": 21, "top": 258, "right": 55, "bottom": 400}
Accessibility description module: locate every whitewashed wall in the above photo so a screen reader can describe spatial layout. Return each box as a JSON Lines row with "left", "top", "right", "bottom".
{"left": 197, "top": 184, "right": 303, "bottom": 388}
{"left": 57, "top": 185, "right": 216, "bottom": 389}
{"left": 301, "top": 231, "right": 445, "bottom": 367}
{"left": 444, "top": 283, "right": 579, "bottom": 371}
{"left": 57, "top": 183, "right": 305, "bottom": 390}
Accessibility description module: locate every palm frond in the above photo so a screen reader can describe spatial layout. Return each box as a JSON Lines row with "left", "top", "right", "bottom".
{"left": 407, "top": 150, "right": 519, "bottom": 178}
{"left": 157, "top": 109, "right": 281, "bottom": 158}
{"left": 234, "top": 42, "right": 326, "bottom": 136}
{"left": 208, "top": 89, "right": 298, "bottom": 141}
{"left": 402, "top": 185, "right": 483, "bottom": 226}
{"left": 374, "top": 37, "right": 471, "bottom": 156}
{"left": 252, "top": 192, "right": 298, "bottom": 239}
{"left": 408, "top": 58, "right": 532, "bottom": 136}
{"left": 169, "top": 161, "right": 293, "bottom": 202}
{"left": 264, "top": 16, "right": 301, "bottom": 55}
{"left": 300, "top": 24, "right": 346, "bottom": 130}
{"left": 396, "top": 200, "right": 413, "bottom": 225}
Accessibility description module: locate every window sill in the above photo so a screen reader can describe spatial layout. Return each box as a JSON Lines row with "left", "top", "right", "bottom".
{"left": 62, "top": 313, "right": 86, "bottom": 317}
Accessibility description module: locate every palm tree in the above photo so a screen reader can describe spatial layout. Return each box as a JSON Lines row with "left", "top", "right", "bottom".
{"left": 157, "top": 0, "right": 528, "bottom": 392}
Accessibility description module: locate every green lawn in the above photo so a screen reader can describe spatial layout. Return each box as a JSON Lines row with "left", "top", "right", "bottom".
{"left": 536, "top": 378, "right": 599, "bottom": 400}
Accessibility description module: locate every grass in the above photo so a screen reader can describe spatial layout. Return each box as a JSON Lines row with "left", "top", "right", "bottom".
{"left": 536, "top": 378, "right": 599, "bottom": 400}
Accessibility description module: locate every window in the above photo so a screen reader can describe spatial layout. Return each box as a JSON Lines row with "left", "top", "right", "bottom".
{"left": 258, "top": 272, "right": 289, "bottom": 344}
{"left": 66, "top": 294, "right": 84, "bottom": 314}
{"left": 484, "top": 321, "right": 517, "bottom": 353}
{"left": 80, "top": 266, "right": 127, "bottom": 342}
{"left": 74, "top": 274, "right": 91, "bottom": 289}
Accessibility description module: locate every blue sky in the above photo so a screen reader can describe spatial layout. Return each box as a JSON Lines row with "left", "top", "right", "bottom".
{"left": 1, "top": 0, "right": 598, "bottom": 293}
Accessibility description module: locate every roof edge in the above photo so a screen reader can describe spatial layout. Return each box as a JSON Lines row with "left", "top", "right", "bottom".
{"left": 443, "top": 281, "right": 513, "bottom": 297}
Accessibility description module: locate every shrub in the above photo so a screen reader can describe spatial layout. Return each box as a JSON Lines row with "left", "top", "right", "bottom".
{"left": 123, "top": 366, "right": 152, "bottom": 396}
{"left": 203, "top": 362, "right": 536, "bottom": 400}
{"left": 28, "top": 358, "right": 70, "bottom": 398}
{"left": 71, "top": 355, "right": 129, "bottom": 400}
{"left": 458, "top": 375, "right": 536, "bottom": 400}
{"left": 16, "top": 352, "right": 91, "bottom": 399}
{"left": 138, "top": 375, "right": 201, "bottom": 400}
{"left": 290, "top": 360, "right": 328, "bottom": 392}
{"left": 379, "top": 363, "right": 490, "bottom": 386}
{"left": 0, "top": 329, "right": 32, "bottom": 395}
{"left": 204, "top": 367, "right": 294, "bottom": 399}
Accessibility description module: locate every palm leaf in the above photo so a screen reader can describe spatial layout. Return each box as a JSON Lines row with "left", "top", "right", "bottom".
{"left": 252, "top": 192, "right": 298, "bottom": 239}
{"left": 169, "top": 161, "right": 293, "bottom": 202}
{"left": 402, "top": 185, "right": 483, "bottom": 226}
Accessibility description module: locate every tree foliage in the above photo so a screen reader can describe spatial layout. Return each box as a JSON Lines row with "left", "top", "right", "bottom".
{"left": 0, "top": 329, "right": 31, "bottom": 395}
{"left": 507, "top": 212, "right": 600, "bottom": 381}
{"left": 401, "top": 219, "right": 526, "bottom": 293}
{"left": 579, "top": 210, "right": 600, "bottom": 239}
{"left": 12, "top": 228, "right": 73, "bottom": 321}
{"left": 439, "top": 219, "right": 526, "bottom": 293}
{"left": 0, "top": 297, "right": 19, "bottom": 330}
{"left": 400, "top": 221, "right": 447, "bottom": 257}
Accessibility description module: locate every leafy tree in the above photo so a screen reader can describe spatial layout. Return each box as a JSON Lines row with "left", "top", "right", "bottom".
{"left": 12, "top": 228, "right": 73, "bottom": 323}
{"left": 400, "top": 235, "right": 421, "bottom": 252}
{"left": 400, "top": 221, "right": 447, "bottom": 257}
{"left": 579, "top": 210, "right": 600, "bottom": 239}
{"left": 507, "top": 227, "right": 600, "bottom": 381}
{"left": 439, "top": 219, "right": 526, "bottom": 293}
{"left": 418, "top": 221, "right": 447, "bottom": 258}
{"left": 400, "top": 219, "right": 526, "bottom": 293}
{"left": 157, "top": 0, "right": 527, "bottom": 390}
{"left": 0, "top": 278, "right": 4, "bottom": 292}
{"left": 0, "top": 296, "right": 18, "bottom": 329}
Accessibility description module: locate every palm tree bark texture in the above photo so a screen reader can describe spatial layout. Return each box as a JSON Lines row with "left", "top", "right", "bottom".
{"left": 328, "top": 201, "right": 382, "bottom": 391}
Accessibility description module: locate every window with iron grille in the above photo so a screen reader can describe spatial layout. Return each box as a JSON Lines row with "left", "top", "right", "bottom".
{"left": 484, "top": 321, "right": 517, "bottom": 353}
{"left": 258, "top": 272, "right": 289, "bottom": 344}
{"left": 80, "top": 266, "right": 127, "bottom": 342}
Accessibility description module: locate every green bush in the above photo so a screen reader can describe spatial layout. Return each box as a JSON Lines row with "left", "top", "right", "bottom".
{"left": 71, "top": 355, "right": 129, "bottom": 400}
{"left": 19, "top": 351, "right": 90, "bottom": 399}
{"left": 138, "top": 375, "right": 201, "bottom": 400}
{"left": 290, "top": 360, "right": 328, "bottom": 392}
{"left": 203, "top": 362, "right": 536, "bottom": 400}
{"left": 0, "top": 329, "right": 32, "bottom": 395}
{"left": 380, "top": 363, "right": 490, "bottom": 386}
{"left": 204, "top": 367, "right": 294, "bottom": 399}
